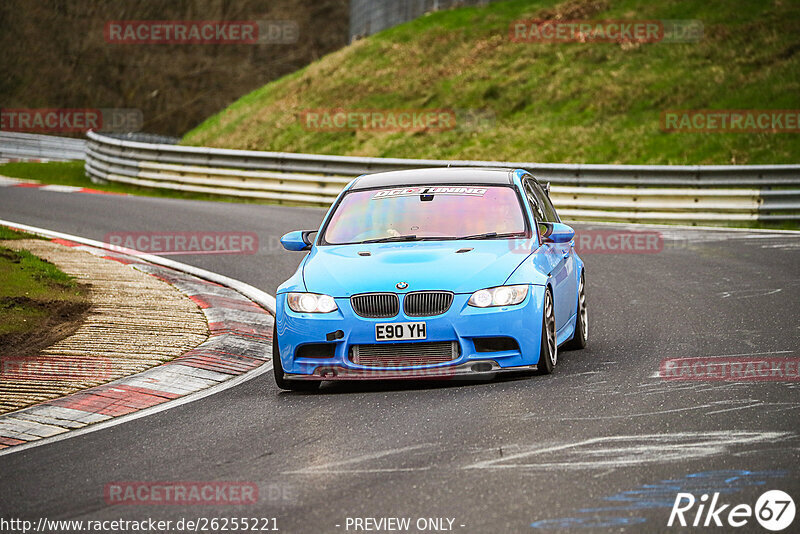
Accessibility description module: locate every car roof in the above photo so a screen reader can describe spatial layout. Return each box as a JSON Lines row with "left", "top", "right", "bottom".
{"left": 349, "top": 167, "right": 515, "bottom": 191}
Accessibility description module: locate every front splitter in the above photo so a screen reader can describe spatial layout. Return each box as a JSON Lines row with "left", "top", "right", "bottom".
{"left": 284, "top": 361, "right": 538, "bottom": 381}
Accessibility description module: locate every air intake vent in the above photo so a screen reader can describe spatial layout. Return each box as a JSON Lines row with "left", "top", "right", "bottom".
{"left": 350, "top": 341, "right": 460, "bottom": 368}
{"left": 350, "top": 293, "right": 399, "bottom": 318}
{"left": 403, "top": 291, "right": 454, "bottom": 317}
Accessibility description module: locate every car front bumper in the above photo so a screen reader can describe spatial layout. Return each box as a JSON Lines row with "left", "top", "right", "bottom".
{"left": 275, "top": 286, "right": 546, "bottom": 381}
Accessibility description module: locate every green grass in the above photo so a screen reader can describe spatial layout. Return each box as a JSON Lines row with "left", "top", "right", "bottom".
{"left": 0, "top": 161, "right": 86, "bottom": 185}
{"left": 0, "top": 226, "right": 37, "bottom": 240}
{"left": 0, "top": 240, "right": 89, "bottom": 337}
{"left": 183, "top": 0, "right": 800, "bottom": 165}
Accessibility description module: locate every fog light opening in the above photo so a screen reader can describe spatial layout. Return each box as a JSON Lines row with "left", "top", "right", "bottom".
{"left": 474, "top": 336, "right": 520, "bottom": 353}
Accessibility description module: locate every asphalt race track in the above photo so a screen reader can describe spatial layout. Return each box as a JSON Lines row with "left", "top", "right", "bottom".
{"left": 1, "top": 187, "right": 798, "bottom": 532}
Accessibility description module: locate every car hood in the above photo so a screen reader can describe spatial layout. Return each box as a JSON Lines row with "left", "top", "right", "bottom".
{"left": 302, "top": 240, "right": 528, "bottom": 296}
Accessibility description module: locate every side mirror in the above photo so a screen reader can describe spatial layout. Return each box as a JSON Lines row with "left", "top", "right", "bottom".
{"left": 540, "top": 222, "right": 574, "bottom": 244}
{"left": 281, "top": 230, "right": 316, "bottom": 251}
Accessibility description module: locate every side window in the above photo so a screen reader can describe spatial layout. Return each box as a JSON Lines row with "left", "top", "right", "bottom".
{"left": 530, "top": 181, "right": 559, "bottom": 222}
{"left": 523, "top": 180, "right": 546, "bottom": 222}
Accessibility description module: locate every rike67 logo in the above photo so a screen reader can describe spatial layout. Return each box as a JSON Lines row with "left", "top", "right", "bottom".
{"left": 669, "top": 490, "right": 795, "bottom": 531}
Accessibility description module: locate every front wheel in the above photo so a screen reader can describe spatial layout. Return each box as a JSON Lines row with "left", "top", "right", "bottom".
{"left": 536, "top": 288, "right": 557, "bottom": 375}
{"left": 564, "top": 272, "right": 587, "bottom": 351}
{"left": 272, "top": 319, "right": 320, "bottom": 392}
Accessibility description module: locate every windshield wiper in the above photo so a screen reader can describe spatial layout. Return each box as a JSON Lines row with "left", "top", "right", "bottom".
{"left": 361, "top": 234, "right": 419, "bottom": 244}
{"left": 357, "top": 232, "right": 523, "bottom": 244}
{"left": 458, "top": 232, "right": 525, "bottom": 240}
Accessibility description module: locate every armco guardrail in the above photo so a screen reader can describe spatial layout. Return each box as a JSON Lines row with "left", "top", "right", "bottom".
{"left": 85, "top": 131, "right": 800, "bottom": 223}
{"left": 0, "top": 132, "right": 86, "bottom": 161}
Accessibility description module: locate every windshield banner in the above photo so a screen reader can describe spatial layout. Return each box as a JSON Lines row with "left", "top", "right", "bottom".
{"left": 372, "top": 187, "right": 488, "bottom": 199}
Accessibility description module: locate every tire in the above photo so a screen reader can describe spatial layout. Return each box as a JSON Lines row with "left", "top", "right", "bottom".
{"left": 564, "top": 272, "right": 587, "bottom": 351}
{"left": 536, "top": 287, "right": 557, "bottom": 375}
{"left": 272, "top": 319, "right": 320, "bottom": 392}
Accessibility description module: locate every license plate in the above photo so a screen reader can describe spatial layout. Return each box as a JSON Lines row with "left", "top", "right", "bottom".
{"left": 375, "top": 322, "right": 427, "bottom": 341}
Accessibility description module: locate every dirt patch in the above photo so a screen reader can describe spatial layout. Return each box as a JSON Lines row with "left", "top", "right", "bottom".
{"left": 537, "top": 0, "right": 611, "bottom": 20}
{"left": 0, "top": 296, "right": 91, "bottom": 358}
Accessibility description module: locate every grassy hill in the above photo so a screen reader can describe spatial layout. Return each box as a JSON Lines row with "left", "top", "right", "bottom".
{"left": 183, "top": 0, "right": 800, "bottom": 165}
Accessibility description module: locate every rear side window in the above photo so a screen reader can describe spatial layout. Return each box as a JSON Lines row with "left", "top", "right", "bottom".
{"left": 523, "top": 180, "right": 546, "bottom": 222}
{"left": 526, "top": 178, "right": 559, "bottom": 222}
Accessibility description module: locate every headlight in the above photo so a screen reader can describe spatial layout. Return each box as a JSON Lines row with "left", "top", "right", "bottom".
{"left": 468, "top": 285, "right": 528, "bottom": 308}
{"left": 287, "top": 292, "right": 338, "bottom": 313}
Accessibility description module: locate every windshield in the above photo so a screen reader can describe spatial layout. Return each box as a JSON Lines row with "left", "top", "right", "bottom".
{"left": 322, "top": 185, "right": 527, "bottom": 245}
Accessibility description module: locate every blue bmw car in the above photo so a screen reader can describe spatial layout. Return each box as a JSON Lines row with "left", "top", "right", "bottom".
{"left": 273, "top": 168, "right": 587, "bottom": 391}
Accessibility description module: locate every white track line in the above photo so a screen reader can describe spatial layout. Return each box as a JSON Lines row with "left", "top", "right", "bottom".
{"left": 283, "top": 444, "right": 435, "bottom": 474}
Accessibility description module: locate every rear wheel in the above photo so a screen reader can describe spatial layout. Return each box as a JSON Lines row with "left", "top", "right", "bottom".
{"left": 272, "top": 319, "right": 320, "bottom": 392}
{"left": 536, "top": 288, "right": 557, "bottom": 375}
{"left": 564, "top": 272, "right": 587, "bottom": 350}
